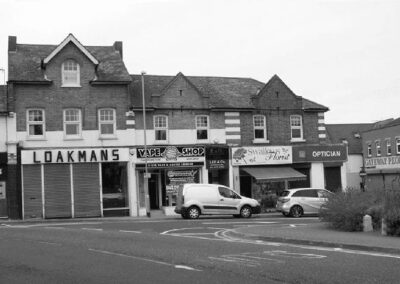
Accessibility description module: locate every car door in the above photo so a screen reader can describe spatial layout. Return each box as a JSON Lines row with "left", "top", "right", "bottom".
{"left": 293, "top": 189, "right": 319, "bottom": 214}
{"left": 217, "top": 186, "right": 241, "bottom": 214}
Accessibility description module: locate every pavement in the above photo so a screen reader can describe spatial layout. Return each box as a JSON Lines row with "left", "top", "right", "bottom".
{"left": 228, "top": 215, "right": 400, "bottom": 255}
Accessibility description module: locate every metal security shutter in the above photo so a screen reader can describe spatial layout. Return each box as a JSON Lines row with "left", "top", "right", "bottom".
{"left": 23, "top": 165, "right": 42, "bottom": 219}
{"left": 44, "top": 164, "right": 72, "bottom": 218}
{"left": 73, "top": 163, "right": 101, "bottom": 217}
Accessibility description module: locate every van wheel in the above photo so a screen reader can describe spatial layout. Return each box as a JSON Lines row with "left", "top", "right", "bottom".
{"left": 240, "top": 206, "right": 252, "bottom": 218}
{"left": 187, "top": 206, "right": 200, "bottom": 219}
{"left": 290, "top": 205, "right": 303, "bottom": 218}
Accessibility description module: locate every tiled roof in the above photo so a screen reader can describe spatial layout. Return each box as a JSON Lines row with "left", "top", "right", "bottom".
{"left": 130, "top": 74, "right": 328, "bottom": 111}
{"left": 0, "top": 85, "right": 6, "bottom": 113}
{"left": 8, "top": 43, "right": 131, "bottom": 82}
{"left": 326, "top": 124, "right": 374, "bottom": 154}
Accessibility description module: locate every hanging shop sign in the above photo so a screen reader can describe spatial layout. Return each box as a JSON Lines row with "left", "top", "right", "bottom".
{"left": 292, "top": 145, "right": 347, "bottom": 163}
{"left": 231, "top": 146, "right": 292, "bottom": 166}
{"left": 21, "top": 148, "right": 130, "bottom": 164}
{"left": 206, "top": 146, "right": 229, "bottom": 170}
{"left": 133, "top": 146, "right": 205, "bottom": 164}
{"left": 365, "top": 156, "right": 400, "bottom": 169}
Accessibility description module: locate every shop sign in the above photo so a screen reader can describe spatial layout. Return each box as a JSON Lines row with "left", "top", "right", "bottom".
{"left": 21, "top": 148, "right": 130, "bottom": 164}
{"left": 292, "top": 145, "right": 347, "bottom": 163}
{"left": 133, "top": 146, "right": 205, "bottom": 163}
{"left": 365, "top": 156, "right": 400, "bottom": 169}
{"left": 231, "top": 146, "right": 292, "bottom": 166}
{"left": 136, "top": 162, "right": 203, "bottom": 169}
{"left": 206, "top": 146, "right": 229, "bottom": 170}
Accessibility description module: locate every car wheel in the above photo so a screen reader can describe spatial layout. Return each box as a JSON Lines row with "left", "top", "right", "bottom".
{"left": 187, "top": 206, "right": 200, "bottom": 219}
{"left": 290, "top": 205, "right": 303, "bottom": 218}
{"left": 240, "top": 206, "right": 252, "bottom": 218}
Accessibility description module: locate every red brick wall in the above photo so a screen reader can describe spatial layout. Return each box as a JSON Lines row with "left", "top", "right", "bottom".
{"left": 14, "top": 43, "right": 130, "bottom": 132}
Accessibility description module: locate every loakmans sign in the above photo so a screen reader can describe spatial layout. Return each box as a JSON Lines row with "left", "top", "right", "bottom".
{"left": 21, "top": 148, "right": 129, "bottom": 164}
{"left": 231, "top": 146, "right": 292, "bottom": 166}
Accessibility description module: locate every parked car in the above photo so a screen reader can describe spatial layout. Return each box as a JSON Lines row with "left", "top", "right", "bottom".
{"left": 174, "top": 183, "right": 261, "bottom": 219}
{"left": 276, "top": 188, "right": 333, "bottom": 218}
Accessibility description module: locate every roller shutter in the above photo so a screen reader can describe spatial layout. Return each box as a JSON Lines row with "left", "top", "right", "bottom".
{"left": 23, "top": 165, "right": 42, "bottom": 219}
{"left": 44, "top": 164, "right": 72, "bottom": 218}
{"left": 73, "top": 163, "right": 101, "bottom": 217}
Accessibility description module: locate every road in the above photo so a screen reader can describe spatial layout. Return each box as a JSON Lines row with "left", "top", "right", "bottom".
{"left": 1, "top": 215, "right": 399, "bottom": 284}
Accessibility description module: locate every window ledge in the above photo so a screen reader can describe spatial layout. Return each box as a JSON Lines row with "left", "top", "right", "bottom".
{"left": 26, "top": 137, "right": 47, "bottom": 141}
{"left": 154, "top": 141, "right": 168, "bottom": 144}
{"left": 61, "top": 84, "right": 81, "bottom": 88}
{"left": 290, "top": 139, "right": 306, "bottom": 143}
{"left": 99, "top": 136, "right": 118, "bottom": 140}
{"left": 64, "top": 137, "right": 83, "bottom": 141}
{"left": 252, "top": 139, "right": 270, "bottom": 144}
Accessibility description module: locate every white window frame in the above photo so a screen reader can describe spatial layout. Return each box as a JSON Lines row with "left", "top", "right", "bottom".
{"left": 62, "top": 59, "right": 80, "bottom": 87}
{"left": 63, "top": 109, "right": 82, "bottom": 139}
{"left": 98, "top": 108, "right": 116, "bottom": 138}
{"left": 27, "top": 109, "right": 45, "bottom": 139}
{"left": 290, "top": 115, "right": 304, "bottom": 141}
{"left": 154, "top": 115, "right": 168, "bottom": 143}
{"left": 375, "top": 140, "right": 381, "bottom": 157}
{"left": 396, "top": 137, "right": 400, "bottom": 154}
{"left": 253, "top": 115, "right": 267, "bottom": 142}
{"left": 367, "top": 142, "right": 372, "bottom": 157}
{"left": 386, "top": 138, "right": 392, "bottom": 156}
{"left": 195, "top": 115, "right": 209, "bottom": 141}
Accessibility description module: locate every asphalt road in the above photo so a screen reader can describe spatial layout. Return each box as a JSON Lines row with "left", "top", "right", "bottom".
{"left": 1, "top": 215, "right": 399, "bottom": 284}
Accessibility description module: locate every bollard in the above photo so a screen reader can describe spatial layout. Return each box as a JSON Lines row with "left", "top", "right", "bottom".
{"left": 363, "top": 214, "right": 373, "bottom": 232}
{"left": 381, "top": 218, "right": 387, "bottom": 236}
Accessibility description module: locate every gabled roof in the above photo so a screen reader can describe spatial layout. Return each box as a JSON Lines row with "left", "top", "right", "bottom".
{"left": 8, "top": 35, "right": 131, "bottom": 83}
{"left": 326, "top": 124, "right": 374, "bottom": 154}
{"left": 159, "top": 72, "right": 207, "bottom": 97}
{"left": 43, "top": 34, "right": 98, "bottom": 65}
{"left": 130, "top": 74, "right": 264, "bottom": 109}
{"left": 0, "top": 85, "right": 6, "bottom": 113}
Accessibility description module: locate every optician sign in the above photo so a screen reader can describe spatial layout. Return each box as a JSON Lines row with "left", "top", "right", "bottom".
{"left": 292, "top": 145, "right": 347, "bottom": 163}
{"left": 231, "top": 146, "right": 292, "bottom": 166}
{"left": 21, "top": 148, "right": 130, "bottom": 164}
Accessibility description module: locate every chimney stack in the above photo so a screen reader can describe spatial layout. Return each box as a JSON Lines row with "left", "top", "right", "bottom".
{"left": 113, "top": 41, "right": 123, "bottom": 59}
{"left": 8, "top": 36, "right": 17, "bottom": 52}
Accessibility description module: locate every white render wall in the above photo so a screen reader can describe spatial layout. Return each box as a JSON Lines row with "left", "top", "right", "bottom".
{"left": 310, "top": 162, "right": 325, "bottom": 189}
{"left": 0, "top": 118, "right": 6, "bottom": 152}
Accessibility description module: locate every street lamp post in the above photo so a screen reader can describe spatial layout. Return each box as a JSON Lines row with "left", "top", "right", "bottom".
{"left": 141, "top": 71, "right": 151, "bottom": 217}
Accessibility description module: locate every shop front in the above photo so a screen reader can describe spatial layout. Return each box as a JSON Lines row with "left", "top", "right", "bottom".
{"left": 0, "top": 153, "right": 7, "bottom": 218}
{"left": 364, "top": 156, "right": 400, "bottom": 191}
{"left": 21, "top": 148, "right": 130, "bottom": 219}
{"left": 206, "top": 145, "right": 230, "bottom": 186}
{"left": 132, "top": 145, "right": 206, "bottom": 216}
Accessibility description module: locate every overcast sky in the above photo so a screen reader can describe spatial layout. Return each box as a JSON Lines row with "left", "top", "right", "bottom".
{"left": 1, "top": 0, "right": 399, "bottom": 124}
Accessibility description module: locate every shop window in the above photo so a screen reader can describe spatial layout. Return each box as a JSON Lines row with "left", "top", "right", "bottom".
{"left": 386, "top": 139, "right": 392, "bottom": 156}
{"left": 154, "top": 115, "right": 168, "bottom": 142}
{"left": 290, "top": 115, "right": 303, "bottom": 141}
{"left": 27, "top": 109, "right": 45, "bottom": 139}
{"left": 253, "top": 115, "right": 267, "bottom": 141}
{"left": 376, "top": 140, "right": 381, "bottom": 156}
{"left": 397, "top": 138, "right": 400, "bottom": 154}
{"left": 101, "top": 162, "right": 128, "bottom": 214}
{"left": 196, "top": 115, "right": 209, "bottom": 141}
{"left": 367, "top": 142, "right": 372, "bottom": 157}
{"left": 64, "top": 109, "right": 81, "bottom": 138}
{"left": 62, "top": 59, "right": 80, "bottom": 87}
{"left": 99, "top": 108, "right": 116, "bottom": 138}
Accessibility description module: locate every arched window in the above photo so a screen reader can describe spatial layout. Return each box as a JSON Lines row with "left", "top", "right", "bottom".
{"left": 62, "top": 59, "right": 80, "bottom": 87}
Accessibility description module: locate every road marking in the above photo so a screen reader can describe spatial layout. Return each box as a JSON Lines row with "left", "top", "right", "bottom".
{"left": 119, "top": 230, "right": 142, "bottom": 234}
{"left": 88, "top": 248, "right": 202, "bottom": 271}
{"left": 263, "top": 250, "right": 326, "bottom": 259}
{"left": 38, "top": 241, "right": 61, "bottom": 246}
{"left": 44, "top": 227, "right": 65, "bottom": 230}
{"left": 202, "top": 221, "right": 277, "bottom": 225}
{"left": 1, "top": 222, "right": 102, "bottom": 228}
{"left": 161, "top": 227, "right": 205, "bottom": 235}
{"left": 82, "top": 228, "right": 103, "bottom": 231}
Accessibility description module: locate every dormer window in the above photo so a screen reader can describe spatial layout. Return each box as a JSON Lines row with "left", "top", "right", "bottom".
{"left": 62, "top": 59, "right": 80, "bottom": 87}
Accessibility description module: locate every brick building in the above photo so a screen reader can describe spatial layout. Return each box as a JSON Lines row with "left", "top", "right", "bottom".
{"left": 0, "top": 85, "right": 8, "bottom": 218}
{"left": 130, "top": 73, "right": 348, "bottom": 215}
{"left": 7, "top": 34, "right": 134, "bottom": 219}
{"left": 362, "top": 118, "right": 400, "bottom": 191}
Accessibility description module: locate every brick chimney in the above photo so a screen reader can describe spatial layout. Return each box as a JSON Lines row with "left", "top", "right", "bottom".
{"left": 113, "top": 41, "right": 123, "bottom": 59}
{"left": 8, "top": 36, "right": 17, "bottom": 52}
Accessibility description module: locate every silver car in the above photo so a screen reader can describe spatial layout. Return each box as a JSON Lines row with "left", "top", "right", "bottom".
{"left": 276, "top": 188, "right": 333, "bottom": 217}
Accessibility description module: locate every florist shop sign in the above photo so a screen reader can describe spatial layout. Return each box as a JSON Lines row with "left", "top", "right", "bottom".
{"left": 231, "top": 146, "right": 292, "bottom": 166}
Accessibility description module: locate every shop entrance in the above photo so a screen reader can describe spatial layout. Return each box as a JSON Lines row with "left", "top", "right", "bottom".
{"left": 102, "top": 162, "right": 129, "bottom": 216}
{"left": 149, "top": 173, "right": 160, "bottom": 209}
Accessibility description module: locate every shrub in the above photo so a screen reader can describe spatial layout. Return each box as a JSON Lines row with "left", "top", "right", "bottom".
{"left": 319, "top": 188, "right": 382, "bottom": 232}
{"left": 383, "top": 190, "right": 400, "bottom": 236}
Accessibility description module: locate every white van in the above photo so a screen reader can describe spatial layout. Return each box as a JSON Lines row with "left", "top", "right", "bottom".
{"left": 174, "top": 183, "right": 261, "bottom": 219}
